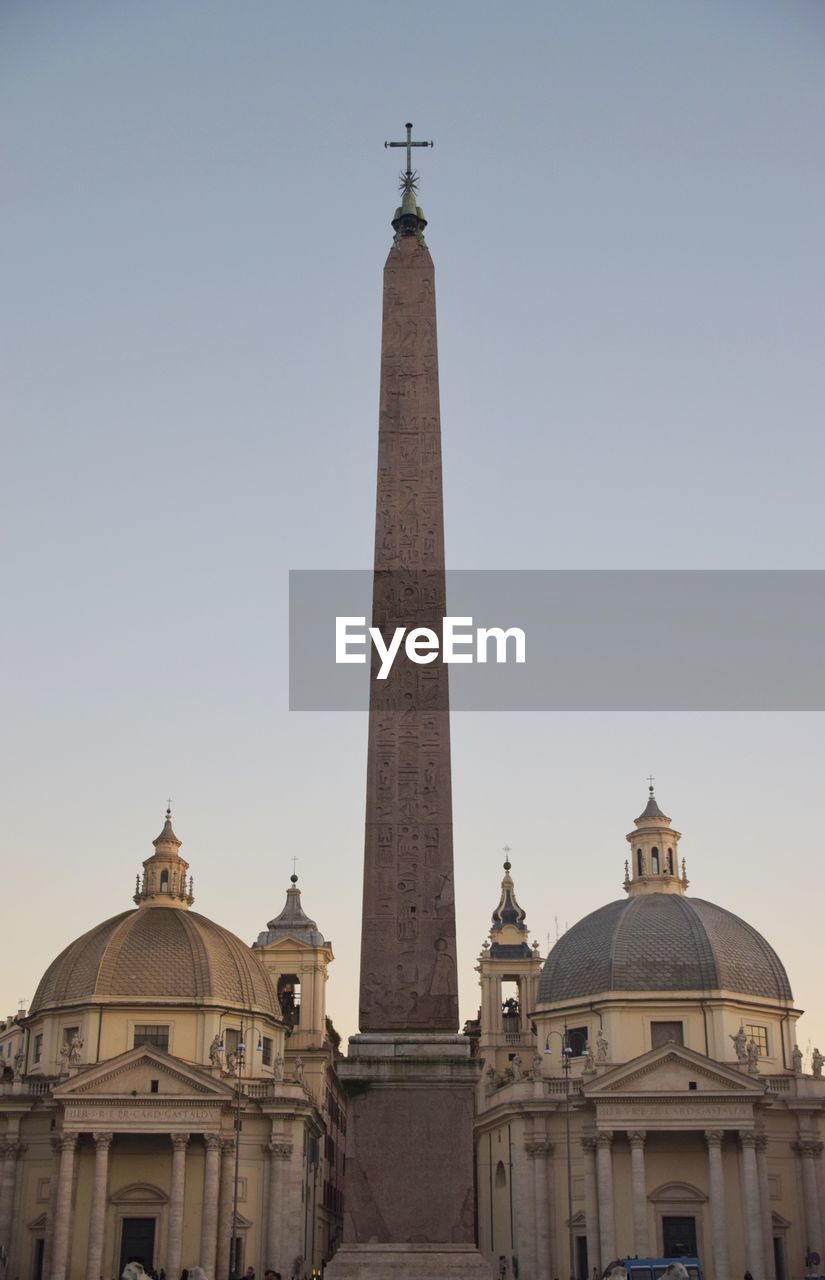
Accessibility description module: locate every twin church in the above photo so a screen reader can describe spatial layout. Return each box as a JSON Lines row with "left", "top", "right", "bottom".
{"left": 1, "top": 130, "right": 822, "bottom": 1280}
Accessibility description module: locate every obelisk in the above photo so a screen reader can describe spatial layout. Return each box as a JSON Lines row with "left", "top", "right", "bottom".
{"left": 327, "top": 127, "right": 489, "bottom": 1280}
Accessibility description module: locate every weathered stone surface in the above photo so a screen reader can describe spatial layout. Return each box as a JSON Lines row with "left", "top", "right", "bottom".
{"left": 337, "top": 1036, "right": 480, "bottom": 1249}
{"left": 326, "top": 1244, "right": 493, "bottom": 1279}
{"left": 360, "top": 231, "right": 458, "bottom": 1034}
{"left": 339, "top": 196, "right": 486, "bottom": 1275}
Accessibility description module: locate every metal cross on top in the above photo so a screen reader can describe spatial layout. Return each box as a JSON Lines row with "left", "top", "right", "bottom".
{"left": 646, "top": 774, "right": 655, "bottom": 789}
{"left": 385, "top": 121, "right": 433, "bottom": 182}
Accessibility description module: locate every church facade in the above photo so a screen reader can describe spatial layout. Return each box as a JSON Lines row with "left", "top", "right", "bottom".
{"left": 0, "top": 811, "right": 342, "bottom": 1279}
{"left": 474, "top": 788, "right": 825, "bottom": 1280}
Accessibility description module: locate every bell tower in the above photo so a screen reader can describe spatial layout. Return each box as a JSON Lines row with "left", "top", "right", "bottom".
{"left": 476, "top": 854, "right": 544, "bottom": 1078}
{"left": 624, "top": 784, "right": 689, "bottom": 896}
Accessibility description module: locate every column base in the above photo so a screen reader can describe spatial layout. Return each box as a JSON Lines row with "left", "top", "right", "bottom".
{"left": 325, "top": 1244, "right": 493, "bottom": 1279}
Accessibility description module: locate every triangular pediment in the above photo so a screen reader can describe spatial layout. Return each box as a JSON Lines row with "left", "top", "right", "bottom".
{"left": 584, "top": 1043, "right": 765, "bottom": 1097}
{"left": 27, "top": 1211, "right": 47, "bottom": 1232}
{"left": 52, "top": 1046, "right": 235, "bottom": 1099}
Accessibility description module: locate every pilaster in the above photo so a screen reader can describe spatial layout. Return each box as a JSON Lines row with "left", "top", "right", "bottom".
{"left": 200, "top": 1132, "right": 222, "bottom": 1275}
{"left": 51, "top": 1132, "right": 78, "bottom": 1280}
{"left": 628, "top": 1130, "right": 649, "bottom": 1257}
{"left": 595, "top": 1131, "right": 615, "bottom": 1267}
{"left": 167, "top": 1132, "right": 189, "bottom": 1280}
{"left": 85, "top": 1132, "right": 113, "bottom": 1280}
{"left": 705, "top": 1130, "right": 730, "bottom": 1280}
{"left": 581, "top": 1136, "right": 600, "bottom": 1278}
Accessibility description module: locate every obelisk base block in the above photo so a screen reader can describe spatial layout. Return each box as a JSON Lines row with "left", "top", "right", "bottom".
{"left": 326, "top": 1244, "right": 493, "bottom": 1280}
{"left": 326, "top": 1035, "right": 489, "bottom": 1279}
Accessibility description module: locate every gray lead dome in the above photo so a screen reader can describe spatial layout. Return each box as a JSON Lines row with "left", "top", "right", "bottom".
{"left": 538, "top": 894, "right": 793, "bottom": 1004}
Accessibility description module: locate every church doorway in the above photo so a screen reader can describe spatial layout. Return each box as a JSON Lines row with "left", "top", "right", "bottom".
{"left": 32, "top": 1238, "right": 45, "bottom": 1280}
{"left": 576, "top": 1234, "right": 588, "bottom": 1280}
{"left": 119, "top": 1217, "right": 156, "bottom": 1272}
{"left": 662, "top": 1216, "right": 697, "bottom": 1257}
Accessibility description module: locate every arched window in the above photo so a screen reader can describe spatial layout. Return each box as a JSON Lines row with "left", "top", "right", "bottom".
{"left": 667, "top": 849, "right": 674, "bottom": 874}
{"left": 277, "top": 974, "right": 301, "bottom": 1027}
{"left": 637, "top": 848, "right": 645, "bottom": 876}
{"left": 160, "top": 869, "right": 169, "bottom": 892}
{"left": 651, "top": 847, "right": 660, "bottom": 874}
{"left": 495, "top": 1160, "right": 507, "bottom": 1189}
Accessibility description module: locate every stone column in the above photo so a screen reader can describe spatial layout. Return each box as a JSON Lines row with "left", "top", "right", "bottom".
{"left": 217, "top": 1136, "right": 236, "bottom": 1280}
{"left": 529, "top": 1139, "right": 554, "bottom": 1279}
{"left": 85, "top": 1132, "right": 113, "bottom": 1280}
{"left": 514, "top": 1129, "right": 537, "bottom": 1280}
{"left": 200, "top": 1133, "right": 222, "bottom": 1276}
{"left": 795, "top": 1140, "right": 823, "bottom": 1261}
{"left": 166, "top": 1133, "right": 189, "bottom": 1280}
{"left": 51, "top": 1132, "right": 78, "bottom": 1280}
{"left": 596, "top": 1131, "right": 615, "bottom": 1267}
{"left": 738, "top": 1132, "right": 766, "bottom": 1279}
{"left": 705, "top": 1131, "right": 730, "bottom": 1280}
{"left": 42, "top": 1137, "right": 62, "bottom": 1280}
{"left": 628, "top": 1131, "right": 649, "bottom": 1257}
{"left": 265, "top": 1138, "right": 293, "bottom": 1272}
{"left": 582, "top": 1137, "right": 600, "bottom": 1278}
{"left": 0, "top": 1138, "right": 25, "bottom": 1252}
{"left": 756, "top": 1135, "right": 776, "bottom": 1280}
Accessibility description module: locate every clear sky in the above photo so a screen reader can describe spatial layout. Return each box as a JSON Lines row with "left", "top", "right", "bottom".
{"left": 2, "top": 1, "right": 824, "bottom": 1052}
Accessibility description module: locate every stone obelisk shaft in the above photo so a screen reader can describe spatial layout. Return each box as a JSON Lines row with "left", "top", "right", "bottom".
{"left": 359, "top": 231, "right": 458, "bottom": 1034}
{"left": 327, "top": 174, "right": 488, "bottom": 1278}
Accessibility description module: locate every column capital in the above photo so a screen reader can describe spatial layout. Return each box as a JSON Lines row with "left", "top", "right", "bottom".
{"left": 596, "top": 1130, "right": 614, "bottom": 1147}
{"left": 93, "top": 1131, "right": 114, "bottom": 1150}
{"left": 221, "top": 1136, "right": 236, "bottom": 1155}
{"left": 627, "top": 1130, "right": 647, "bottom": 1147}
{"left": 203, "top": 1132, "right": 222, "bottom": 1152}
{"left": 793, "top": 1139, "right": 824, "bottom": 1158}
{"left": 581, "top": 1135, "right": 598, "bottom": 1154}
{"left": 170, "top": 1132, "right": 190, "bottom": 1151}
{"left": 55, "top": 1133, "right": 78, "bottom": 1153}
{"left": 264, "top": 1140, "right": 293, "bottom": 1160}
{"left": 755, "top": 1133, "right": 768, "bottom": 1153}
{"left": 738, "top": 1130, "right": 758, "bottom": 1149}
{"left": 524, "top": 1138, "right": 554, "bottom": 1159}
{"left": 704, "top": 1129, "right": 725, "bottom": 1147}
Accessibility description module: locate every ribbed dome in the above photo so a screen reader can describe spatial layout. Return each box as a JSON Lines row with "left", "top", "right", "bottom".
{"left": 30, "top": 908, "right": 280, "bottom": 1017}
{"left": 538, "top": 895, "right": 793, "bottom": 1004}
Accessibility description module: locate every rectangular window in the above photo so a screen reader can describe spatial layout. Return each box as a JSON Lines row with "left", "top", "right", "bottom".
{"left": 133, "top": 1024, "right": 170, "bottom": 1052}
{"left": 745, "top": 1024, "right": 768, "bottom": 1055}
{"left": 223, "top": 1028, "right": 240, "bottom": 1056}
{"left": 62, "top": 1025, "right": 79, "bottom": 1047}
{"left": 261, "top": 1036, "right": 273, "bottom": 1067}
{"left": 651, "top": 1020, "right": 684, "bottom": 1048}
{"left": 34, "top": 1034, "right": 43, "bottom": 1063}
{"left": 566, "top": 1026, "right": 589, "bottom": 1057}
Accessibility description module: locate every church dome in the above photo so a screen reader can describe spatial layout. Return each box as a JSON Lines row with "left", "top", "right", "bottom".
{"left": 29, "top": 907, "right": 281, "bottom": 1017}
{"left": 538, "top": 788, "right": 793, "bottom": 1006}
{"left": 538, "top": 892, "right": 792, "bottom": 1005}
{"left": 29, "top": 808, "right": 280, "bottom": 1019}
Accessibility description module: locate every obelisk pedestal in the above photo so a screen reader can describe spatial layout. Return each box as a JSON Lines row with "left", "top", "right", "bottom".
{"left": 326, "top": 133, "right": 490, "bottom": 1279}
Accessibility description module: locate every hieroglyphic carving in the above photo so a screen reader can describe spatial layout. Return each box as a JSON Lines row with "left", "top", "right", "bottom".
{"left": 360, "top": 233, "right": 458, "bottom": 1033}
